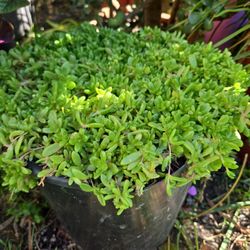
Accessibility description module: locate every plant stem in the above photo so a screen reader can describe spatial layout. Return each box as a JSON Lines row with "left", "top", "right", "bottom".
{"left": 219, "top": 209, "right": 240, "bottom": 250}
{"left": 211, "top": 201, "right": 250, "bottom": 213}
{"left": 194, "top": 154, "right": 248, "bottom": 218}
{"left": 194, "top": 222, "right": 199, "bottom": 250}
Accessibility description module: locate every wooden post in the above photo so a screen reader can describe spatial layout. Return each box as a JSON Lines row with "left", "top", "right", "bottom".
{"left": 144, "top": 0, "right": 162, "bottom": 27}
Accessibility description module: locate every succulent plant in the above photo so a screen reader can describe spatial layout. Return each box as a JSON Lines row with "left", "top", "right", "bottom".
{"left": 0, "top": 24, "right": 249, "bottom": 214}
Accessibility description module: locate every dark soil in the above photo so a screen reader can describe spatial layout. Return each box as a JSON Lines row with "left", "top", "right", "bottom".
{"left": 32, "top": 215, "right": 78, "bottom": 250}
{"left": 0, "top": 206, "right": 79, "bottom": 250}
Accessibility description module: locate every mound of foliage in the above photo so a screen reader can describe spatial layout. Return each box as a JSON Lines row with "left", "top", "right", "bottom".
{"left": 0, "top": 23, "right": 249, "bottom": 214}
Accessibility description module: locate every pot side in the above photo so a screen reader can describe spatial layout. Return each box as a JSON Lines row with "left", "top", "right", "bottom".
{"left": 30, "top": 163, "right": 188, "bottom": 250}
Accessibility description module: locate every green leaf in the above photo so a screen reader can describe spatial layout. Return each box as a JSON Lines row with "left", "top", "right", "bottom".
{"left": 208, "top": 159, "right": 221, "bottom": 171}
{"left": 127, "top": 161, "right": 139, "bottom": 170}
{"left": 162, "top": 155, "right": 172, "bottom": 171}
{"left": 72, "top": 177, "right": 81, "bottom": 185}
{"left": 71, "top": 167, "right": 88, "bottom": 180}
{"left": 15, "top": 135, "right": 24, "bottom": 156}
{"left": 66, "top": 81, "right": 76, "bottom": 90}
{"left": 68, "top": 178, "right": 74, "bottom": 185}
{"left": 85, "top": 123, "right": 104, "bottom": 128}
{"left": 0, "top": 0, "right": 29, "bottom": 14}
{"left": 142, "top": 167, "right": 159, "bottom": 179}
{"left": 50, "top": 155, "right": 64, "bottom": 165}
{"left": 203, "top": 18, "right": 213, "bottom": 31}
{"left": 203, "top": 0, "right": 213, "bottom": 7}
{"left": 183, "top": 22, "right": 193, "bottom": 34}
{"left": 4, "top": 145, "right": 14, "bottom": 159}
{"left": 223, "top": 157, "right": 238, "bottom": 170}
{"left": 96, "top": 193, "right": 106, "bottom": 206}
{"left": 37, "top": 168, "right": 52, "bottom": 178}
{"left": 165, "top": 175, "right": 173, "bottom": 196}
{"left": 57, "top": 161, "right": 67, "bottom": 174}
{"left": 226, "top": 168, "right": 235, "bottom": 179}
{"left": 202, "top": 147, "right": 213, "bottom": 157}
{"left": 21, "top": 167, "right": 31, "bottom": 175}
{"left": 148, "top": 122, "right": 164, "bottom": 131}
{"left": 117, "top": 207, "right": 125, "bottom": 216}
{"left": 212, "top": 3, "right": 224, "bottom": 14}
{"left": 135, "top": 179, "right": 144, "bottom": 196}
{"left": 214, "top": 24, "right": 250, "bottom": 48}
{"left": 188, "top": 12, "right": 202, "bottom": 25}
{"left": 177, "top": 9, "right": 185, "bottom": 20}
{"left": 120, "top": 151, "right": 142, "bottom": 165}
{"left": 80, "top": 183, "right": 93, "bottom": 192}
{"left": 71, "top": 151, "right": 81, "bottom": 166}
{"left": 104, "top": 194, "right": 114, "bottom": 200}
{"left": 122, "top": 180, "right": 130, "bottom": 192}
{"left": 189, "top": 54, "right": 197, "bottom": 68}
{"left": 42, "top": 143, "right": 61, "bottom": 157}
{"left": 182, "top": 141, "right": 195, "bottom": 156}
{"left": 100, "top": 174, "right": 110, "bottom": 186}
{"left": 0, "top": 132, "right": 7, "bottom": 145}
{"left": 9, "top": 130, "right": 25, "bottom": 140}
{"left": 217, "top": 115, "right": 229, "bottom": 126}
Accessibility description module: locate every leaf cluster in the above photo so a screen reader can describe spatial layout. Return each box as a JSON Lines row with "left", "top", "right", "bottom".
{"left": 0, "top": 23, "right": 249, "bottom": 214}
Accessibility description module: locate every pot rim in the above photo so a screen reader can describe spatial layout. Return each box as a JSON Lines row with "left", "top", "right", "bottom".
{"left": 28, "top": 161, "right": 188, "bottom": 192}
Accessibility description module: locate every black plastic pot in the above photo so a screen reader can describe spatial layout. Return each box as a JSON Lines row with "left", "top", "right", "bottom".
{"left": 30, "top": 163, "right": 188, "bottom": 250}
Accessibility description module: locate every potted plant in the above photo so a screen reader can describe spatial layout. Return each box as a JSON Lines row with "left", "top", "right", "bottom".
{"left": 0, "top": 23, "right": 249, "bottom": 249}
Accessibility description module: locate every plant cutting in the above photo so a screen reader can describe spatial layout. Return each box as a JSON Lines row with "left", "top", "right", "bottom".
{"left": 0, "top": 23, "right": 249, "bottom": 248}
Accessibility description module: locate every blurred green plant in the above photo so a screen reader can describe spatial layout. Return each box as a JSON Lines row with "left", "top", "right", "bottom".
{"left": 0, "top": 0, "right": 29, "bottom": 14}
{"left": 0, "top": 239, "right": 15, "bottom": 250}
{"left": 47, "top": 0, "right": 250, "bottom": 61}
{"left": 7, "top": 201, "right": 44, "bottom": 224}
{"left": 171, "top": 0, "right": 249, "bottom": 39}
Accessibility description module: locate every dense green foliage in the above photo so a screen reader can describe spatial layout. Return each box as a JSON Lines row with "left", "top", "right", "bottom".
{"left": 0, "top": 24, "right": 249, "bottom": 214}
